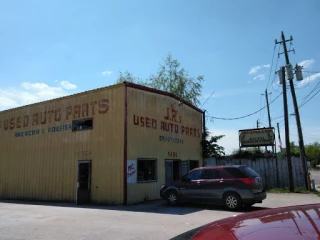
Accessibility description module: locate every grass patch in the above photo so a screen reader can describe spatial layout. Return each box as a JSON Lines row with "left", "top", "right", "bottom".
{"left": 267, "top": 187, "right": 310, "bottom": 194}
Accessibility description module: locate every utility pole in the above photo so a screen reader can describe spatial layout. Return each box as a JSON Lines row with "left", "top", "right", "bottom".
{"left": 265, "top": 89, "right": 274, "bottom": 153}
{"left": 281, "top": 66, "right": 294, "bottom": 192}
{"left": 277, "top": 122, "right": 282, "bottom": 152}
{"left": 202, "top": 110, "right": 206, "bottom": 161}
{"left": 256, "top": 119, "right": 259, "bottom": 129}
{"left": 276, "top": 31, "right": 308, "bottom": 190}
{"left": 265, "top": 89, "right": 272, "bottom": 128}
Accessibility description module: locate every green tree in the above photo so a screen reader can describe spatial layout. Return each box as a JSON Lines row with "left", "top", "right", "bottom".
{"left": 305, "top": 141, "right": 320, "bottom": 168}
{"left": 202, "top": 128, "right": 225, "bottom": 158}
{"left": 117, "top": 71, "right": 142, "bottom": 84}
{"left": 116, "top": 53, "right": 203, "bottom": 106}
{"left": 278, "top": 141, "right": 300, "bottom": 157}
{"left": 146, "top": 53, "right": 203, "bottom": 106}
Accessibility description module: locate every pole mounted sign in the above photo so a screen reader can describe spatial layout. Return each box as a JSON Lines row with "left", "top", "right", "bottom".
{"left": 239, "top": 127, "right": 275, "bottom": 148}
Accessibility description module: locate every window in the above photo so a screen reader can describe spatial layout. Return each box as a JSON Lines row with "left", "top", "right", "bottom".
{"left": 202, "top": 169, "right": 221, "bottom": 179}
{"left": 137, "top": 159, "right": 157, "bottom": 182}
{"left": 72, "top": 119, "right": 93, "bottom": 131}
{"left": 240, "top": 166, "right": 260, "bottom": 178}
{"left": 185, "top": 169, "right": 202, "bottom": 180}
{"left": 223, "top": 167, "right": 247, "bottom": 178}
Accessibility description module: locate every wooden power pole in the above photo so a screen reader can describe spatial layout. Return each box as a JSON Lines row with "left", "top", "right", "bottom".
{"left": 281, "top": 66, "right": 294, "bottom": 192}
{"left": 276, "top": 31, "right": 308, "bottom": 190}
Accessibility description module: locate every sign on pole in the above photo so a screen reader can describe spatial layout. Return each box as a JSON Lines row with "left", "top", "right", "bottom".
{"left": 239, "top": 127, "right": 275, "bottom": 148}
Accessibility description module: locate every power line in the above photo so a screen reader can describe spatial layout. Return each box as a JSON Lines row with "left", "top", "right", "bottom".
{"left": 209, "top": 92, "right": 282, "bottom": 120}
{"left": 201, "top": 90, "right": 215, "bottom": 108}
{"left": 305, "top": 71, "right": 320, "bottom": 74}
{"left": 266, "top": 44, "right": 277, "bottom": 88}
{"left": 299, "top": 88, "right": 320, "bottom": 109}
{"left": 259, "top": 94, "right": 263, "bottom": 120}
{"left": 299, "top": 80, "right": 320, "bottom": 107}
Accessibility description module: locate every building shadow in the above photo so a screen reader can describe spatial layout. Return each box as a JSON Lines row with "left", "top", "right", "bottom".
{"left": 0, "top": 199, "right": 268, "bottom": 215}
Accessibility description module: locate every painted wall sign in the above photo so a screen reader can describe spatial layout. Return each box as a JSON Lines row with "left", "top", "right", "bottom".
{"left": 239, "top": 127, "right": 275, "bottom": 147}
{"left": 127, "top": 160, "right": 137, "bottom": 183}
{"left": 0, "top": 98, "right": 109, "bottom": 132}
{"left": 133, "top": 105, "right": 201, "bottom": 140}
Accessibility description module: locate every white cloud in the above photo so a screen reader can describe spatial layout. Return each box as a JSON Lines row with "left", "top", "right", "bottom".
{"left": 0, "top": 81, "right": 78, "bottom": 111}
{"left": 253, "top": 74, "right": 265, "bottom": 81}
{"left": 59, "top": 81, "right": 77, "bottom": 90}
{"left": 248, "top": 64, "right": 270, "bottom": 75}
{"left": 102, "top": 70, "right": 113, "bottom": 76}
{"left": 249, "top": 66, "right": 262, "bottom": 75}
{"left": 299, "top": 59, "right": 315, "bottom": 70}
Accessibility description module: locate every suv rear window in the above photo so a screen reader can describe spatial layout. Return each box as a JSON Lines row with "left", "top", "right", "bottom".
{"left": 240, "top": 166, "right": 260, "bottom": 178}
{"left": 223, "top": 167, "right": 247, "bottom": 178}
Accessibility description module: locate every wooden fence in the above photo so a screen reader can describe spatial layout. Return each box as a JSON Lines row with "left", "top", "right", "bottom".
{"left": 204, "top": 156, "right": 307, "bottom": 189}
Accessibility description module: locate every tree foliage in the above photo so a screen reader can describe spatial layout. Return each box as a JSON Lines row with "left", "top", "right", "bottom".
{"left": 146, "top": 53, "right": 203, "bottom": 106}
{"left": 202, "top": 128, "right": 225, "bottom": 158}
{"left": 305, "top": 141, "right": 320, "bottom": 168}
{"left": 116, "top": 53, "right": 203, "bottom": 106}
{"left": 117, "top": 71, "right": 141, "bottom": 84}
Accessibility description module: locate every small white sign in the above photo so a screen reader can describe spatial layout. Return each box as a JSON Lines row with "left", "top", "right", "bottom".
{"left": 127, "top": 160, "right": 137, "bottom": 183}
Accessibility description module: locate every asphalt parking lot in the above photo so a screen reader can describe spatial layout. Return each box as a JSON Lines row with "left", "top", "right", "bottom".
{"left": 0, "top": 193, "right": 319, "bottom": 240}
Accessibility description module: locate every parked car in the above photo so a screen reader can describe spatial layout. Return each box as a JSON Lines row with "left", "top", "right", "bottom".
{"left": 170, "top": 203, "right": 320, "bottom": 240}
{"left": 160, "top": 165, "right": 266, "bottom": 210}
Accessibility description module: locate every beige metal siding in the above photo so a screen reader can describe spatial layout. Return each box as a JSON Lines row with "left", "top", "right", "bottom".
{"left": 0, "top": 85, "right": 125, "bottom": 204}
{"left": 126, "top": 87, "right": 203, "bottom": 204}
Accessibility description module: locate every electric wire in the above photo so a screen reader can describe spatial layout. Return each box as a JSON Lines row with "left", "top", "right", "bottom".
{"left": 209, "top": 92, "right": 282, "bottom": 120}
{"left": 266, "top": 44, "right": 277, "bottom": 89}
{"left": 299, "top": 88, "right": 320, "bottom": 109}
{"left": 299, "top": 79, "right": 320, "bottom": 107}
{"left": 201, "top": 90, "right": 215, "bottom": 108}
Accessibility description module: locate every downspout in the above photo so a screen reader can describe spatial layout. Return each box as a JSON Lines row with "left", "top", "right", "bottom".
{"left": 202, "top": 110, "right": 206, "bottom": 167}
{"left": 123, "top": 83, "right": 128, "bottom": 205}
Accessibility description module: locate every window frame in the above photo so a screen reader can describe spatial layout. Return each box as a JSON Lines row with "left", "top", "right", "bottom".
{"left": 223, "top": 167, "right": 247, "bottom": 179}
{"left": 137, "top": 158, "right": 157, "bottom": 183}
{"left": 185, "top": 169, "right": 203, "bottom": 181}
{"left": 201, "top": 169, "right": 221, "bottom": 180}
{"left": 72, "top": 118, "right": 93, "bottom": 132}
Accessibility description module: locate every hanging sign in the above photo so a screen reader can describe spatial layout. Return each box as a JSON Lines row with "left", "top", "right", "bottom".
{"left": 239, "top": 127, "right": 275, "bottom": 148}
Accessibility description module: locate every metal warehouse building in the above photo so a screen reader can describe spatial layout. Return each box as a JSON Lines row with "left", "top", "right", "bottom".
{"left": 0, "top": 82, "right": 203, "bottom": 205}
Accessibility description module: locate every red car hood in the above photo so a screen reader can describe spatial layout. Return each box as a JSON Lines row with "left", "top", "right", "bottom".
{"left": 173, "top": 204, "right": 320, "bottom": 240}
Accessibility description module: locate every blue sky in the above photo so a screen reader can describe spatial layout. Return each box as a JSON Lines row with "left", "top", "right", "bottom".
{"left": 1, "top": 0, "right": 320, "bottom": 153}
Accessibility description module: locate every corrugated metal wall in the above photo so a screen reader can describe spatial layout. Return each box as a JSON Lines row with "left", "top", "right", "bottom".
{"left": 126, "top": 87, "right": 203, "bottom": 204}
{"left": 205, "top": 157, "right": 307, "bottom": 189}
{"left": 0, "top": 85, "right": 125, "bottom": 204}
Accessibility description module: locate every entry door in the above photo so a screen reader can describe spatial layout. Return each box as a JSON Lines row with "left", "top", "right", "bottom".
{"left": 165, "top": 161, "right": 173, "bottom": 184}
{"left": 76, "top": 160, "right": 92, "bottom": 205}
{"left": 179, "top": 160, "right": 189, "bottom": 177}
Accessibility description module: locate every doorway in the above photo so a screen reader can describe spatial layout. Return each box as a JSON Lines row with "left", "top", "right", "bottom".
{"left": 165, "top": 160, "right": 199, "bottom": 184}
{"left": 189, "top": 160, "right": 199, "bottom": 171}
{"left": 76, "top": 160, "right": 92, "bottom": 205}
{"left": 165, "top": 160, "right": 180, "bottom": 184}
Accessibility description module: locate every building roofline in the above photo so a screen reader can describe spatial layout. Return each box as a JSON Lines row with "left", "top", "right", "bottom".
{"left": 124, "top": 82, "right": 203, "bottom": 113}
{"left": 0, "top": 82, "right": 204, "bottom": 114}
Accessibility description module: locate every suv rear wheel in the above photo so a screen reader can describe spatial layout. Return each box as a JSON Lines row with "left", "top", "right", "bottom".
{"left": 224, "top": 193, "right": 241, "bottom": 210}
{"left": 167, "top": 190, "right": 179, "bottom": 205}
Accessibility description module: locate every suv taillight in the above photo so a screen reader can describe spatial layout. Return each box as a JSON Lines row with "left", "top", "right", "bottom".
{"left": 240, "top": 178, "right": 255, "bottom": 185}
